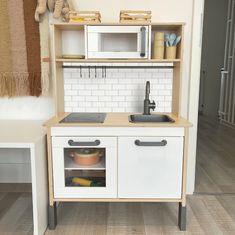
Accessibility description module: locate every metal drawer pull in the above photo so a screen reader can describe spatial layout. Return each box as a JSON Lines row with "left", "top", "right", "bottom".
{"left": 140, "top": 26, "right": 146, "bottom": 57}
{"left": 68, "top": 139, "right": 101, "bottom": 146}
{"left": 135, "top": 139, "right": 167, "bottom": 146}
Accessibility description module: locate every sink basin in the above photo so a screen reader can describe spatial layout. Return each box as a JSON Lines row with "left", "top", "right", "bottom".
{"left": 129, "top": 114, "right": 175, "bottom": 123}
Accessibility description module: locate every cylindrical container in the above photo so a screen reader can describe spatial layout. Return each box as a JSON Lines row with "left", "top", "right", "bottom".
{"left": 153, "top": 32, "right": 165, "bottom": 59}
{"left": 69, "top": 149, "right": 101, "bottom": 165}
{"left": 154, "top": 32, "right": 164, "bottom": 40}
{"left": 166, "top": 46, "right": 177, "bottom": 60}
{"left": 154, "top": 46, "right": 164, "bottom": 60}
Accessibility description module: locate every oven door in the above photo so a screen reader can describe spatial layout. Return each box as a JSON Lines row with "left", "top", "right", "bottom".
{"left": 87, "top": 25, "right": 149, "bottom": 59}
{"left": 52, "top": 136, "right": 117, "bottom": 199}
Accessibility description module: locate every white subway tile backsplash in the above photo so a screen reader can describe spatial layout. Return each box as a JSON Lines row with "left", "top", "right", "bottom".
{"left": 92, "top": 102, "right": 105, "bottom": 107}
{"left": 64, "top": 96, "right": 72, "bottom": 101}
{"left": 112, "top": 84, "right": 126, "bottom": 90}
{"left": 99, "top": 84, "right": 112, "bottom": 90}
{"left": 65, "top": 101, "right": 77, "bottom": 107}
{"left": 112, "top": 73, "right": 125, "bottom": 78}
{"left": 79, "top": 90, "right": 91, "bottom": 96}
{"left": 72, "top": 96, "right": 85, "bottom": 101}
{"left": 158, "top": 90, "right": 172, "bottom": 96}
{"left": 99, "top": 96, "right": 111, "bottom": 102}
{"left": 119, "top": 90, "right": 132, "bottom": 96}
{"left": 112, "top": 96, "right": 125, "bottom": 102}
{"left": 72, "top": 107, "right": 86, "bottom": 112}
{"left": 106, "top": 78, "right": 119, "bottom": 84}
{"left": 92, "top": 90, "right": 105, "bottom": 96}
{"left": 63, "top": 72, "right": 71, "bottom": 79}
{"left": 72, "top": 84, "right": 85, "bottom": 90}
{"left": 64, "top": 90, "right": 77, "bottom": 96}
{"left": 65, "top": 107, "right": 73, "bottom": 112}
{"left": 86, "top": 96, "right": 98, "bottom": 102}
{"left": 105, "top": 90, "right": 118, "bottom": 96}
{"left": 64, "top": 66, "right": 173, "bottom": 112}
{"left": 106, "top": 102, "right": 119, "bottom": 107}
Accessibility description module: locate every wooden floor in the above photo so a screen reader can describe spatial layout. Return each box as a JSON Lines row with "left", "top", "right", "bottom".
{"left": 0, "top": 192, "right": 33, "bottom": 235}
{"left": 43, "top": 195, "right": 235, "bottom": 235}
{"left": 1, "top": 117, "right": 235, "bottom": 234}
{"left": 1, "top": 193, "right": 235, "bottom": 235}
{"left": 195, "top": 116, "right": 235, "bottom": 194}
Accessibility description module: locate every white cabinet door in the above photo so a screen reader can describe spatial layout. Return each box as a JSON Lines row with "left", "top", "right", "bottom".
{"left": 118, "top": 137, "right": 184, "bottom": 198}
{"left": 52, "top": 137, "right": 117, "bottom": 198}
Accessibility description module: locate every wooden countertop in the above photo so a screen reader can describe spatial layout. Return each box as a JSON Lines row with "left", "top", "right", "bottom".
{"left": 44, "top": 113, "right": 192, "bottom": 128}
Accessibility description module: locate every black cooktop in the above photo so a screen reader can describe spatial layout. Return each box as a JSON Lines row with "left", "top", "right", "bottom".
{"left": 60, "top": 113, "right": 107, "bottom": 123}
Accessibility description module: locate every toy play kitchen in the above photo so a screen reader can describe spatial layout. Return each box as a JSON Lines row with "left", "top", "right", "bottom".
{"left": 44, "top": 11, "right": 191, "bottom": 232}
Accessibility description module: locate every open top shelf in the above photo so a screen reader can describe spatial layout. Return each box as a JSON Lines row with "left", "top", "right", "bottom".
{"left": 53, "top": 22, "right": 185, "bottom": 30}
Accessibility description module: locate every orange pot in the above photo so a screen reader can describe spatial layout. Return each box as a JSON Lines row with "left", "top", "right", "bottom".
{"left": 69, "top": 149, "right": 101, "bottom": 166}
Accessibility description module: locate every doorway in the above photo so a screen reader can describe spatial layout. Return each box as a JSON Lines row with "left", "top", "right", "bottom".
{"left": 195, "top": 0, "right": 235, "bottom": 194}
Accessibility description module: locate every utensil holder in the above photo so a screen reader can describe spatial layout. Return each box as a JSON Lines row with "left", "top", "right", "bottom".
{"left": 166, "top": 46, "right": 177, "bottom": 60}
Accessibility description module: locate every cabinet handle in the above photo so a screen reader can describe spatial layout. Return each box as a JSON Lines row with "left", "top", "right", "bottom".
{"left": 68, "top": 139, "right": 101, "bottom": 146}
{"left": 135, "top": 139, "right": 167, "bottom": 146}
{"left": 140, "top": 26, "right": 146, "bottom": 57}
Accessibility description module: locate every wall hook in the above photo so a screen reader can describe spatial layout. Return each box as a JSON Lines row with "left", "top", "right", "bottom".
{"left": 80, "top": 65, "right": 82, "bottom": 78}
{"left": 88, "top": 66, "right": 91, "bottom": 78}
{"left": 102, "top": 66, "right": 104, "bottom": 78}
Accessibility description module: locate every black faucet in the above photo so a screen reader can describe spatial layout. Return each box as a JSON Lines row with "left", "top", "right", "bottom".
{"left": 143, "top": 81, "right": 156, "bottom": 115}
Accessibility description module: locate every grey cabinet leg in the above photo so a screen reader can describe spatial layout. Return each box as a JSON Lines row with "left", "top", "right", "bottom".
{"left": 48, "top": 203, "right": 57, "bottom": 230}
{"left": 178, "top": 203, "right": 186, "bottom": 231}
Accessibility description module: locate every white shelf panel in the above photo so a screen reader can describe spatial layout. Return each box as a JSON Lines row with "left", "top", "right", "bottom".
{"left": 64, "top": 156, "right": 106, "bottom": 170}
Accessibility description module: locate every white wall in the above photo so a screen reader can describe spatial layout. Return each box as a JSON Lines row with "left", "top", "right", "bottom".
{"left": 0, "top": 97, "right": 54, "bottom": 120}
{"left": 200, "top": 0, "right": 228, "bottom": 120}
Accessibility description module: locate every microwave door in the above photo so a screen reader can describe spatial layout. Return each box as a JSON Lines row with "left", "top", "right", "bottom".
{"left": 87, "top": 26, "right": 149, "bottom": 59}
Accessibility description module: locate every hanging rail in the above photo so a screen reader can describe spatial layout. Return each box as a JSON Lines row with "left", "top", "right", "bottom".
{"left": 62, "top": 65, "right": 174, "bottom": 69}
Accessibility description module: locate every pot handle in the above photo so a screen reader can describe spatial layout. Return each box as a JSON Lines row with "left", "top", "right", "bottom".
{"left": 69, "top": 152, "right": 75, "bottom": 158}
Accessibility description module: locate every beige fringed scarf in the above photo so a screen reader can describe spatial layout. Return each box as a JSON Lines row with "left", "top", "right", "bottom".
{"left": 0, "top": 0, "right": 50, "bottom": 97}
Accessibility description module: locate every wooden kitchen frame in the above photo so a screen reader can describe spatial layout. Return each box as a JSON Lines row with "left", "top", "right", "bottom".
{"left": 47, "top": 22, "right": 191, "bottom": 231}
{"left": 50, "top": 22, "right": 184, "bottom": 117}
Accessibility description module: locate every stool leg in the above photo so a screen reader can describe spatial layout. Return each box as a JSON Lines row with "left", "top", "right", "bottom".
{"left": 48, "top": 202, "right": 57, "bottom": 230}
{"left": 178, "top": 202, "right": 186, "bottom": 231}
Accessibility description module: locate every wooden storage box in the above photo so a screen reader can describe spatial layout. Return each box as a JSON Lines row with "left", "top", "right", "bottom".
{"left": 69, "top": 11, "right": 101, "bottom": 23}
{"left": 120, "top": 10, "right": 151, "bottom": 23}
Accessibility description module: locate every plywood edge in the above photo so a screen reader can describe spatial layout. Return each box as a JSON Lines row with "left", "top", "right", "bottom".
{"left": 53, "top": 198, "right": 182, "bottom": 202}
{"left": 51, "top": 22, "right": 186, "bottom": 30}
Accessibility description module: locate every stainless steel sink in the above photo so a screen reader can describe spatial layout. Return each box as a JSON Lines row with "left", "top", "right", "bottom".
{"left": 129, "top": 114, "right": 175, "bottom": 123}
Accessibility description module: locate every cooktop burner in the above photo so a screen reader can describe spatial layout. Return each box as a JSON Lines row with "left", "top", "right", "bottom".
{"left": 60, "top": 113, "right": 107, "bottom": 123}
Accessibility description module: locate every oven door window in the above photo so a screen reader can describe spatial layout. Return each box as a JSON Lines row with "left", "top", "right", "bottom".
{"left": 64, "top": 148, "right": 106, "bottom": 187}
